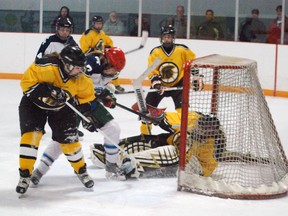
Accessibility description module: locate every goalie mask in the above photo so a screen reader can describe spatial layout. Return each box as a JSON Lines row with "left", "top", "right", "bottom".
{"left": 101, "top": 47, "right": 126, "bottom": 78}
{"left": 56, "top": 17, "right": 73, "bottom": 40}
{"left": 92, "top": 15, "right": 104, "bottom": 33}
{"left": 194, "top": 115, "right": 221, "bottom": 138}
{"left": 59, "top": 45, "right": 87, "bottom": 78}
{"left": 160, "top": 25, "right": 175, "bottom": 49}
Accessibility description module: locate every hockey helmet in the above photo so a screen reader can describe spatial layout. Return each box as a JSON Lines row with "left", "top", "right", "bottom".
{"left": 56, "top": 17, "right": 73, "bottom": 31}
{"left": 56, "top": 17, "right": 73, "bottom": 40}
{"left": 60, "top": 45, "right": 86, "bottom": 77}
{"left": 105, "top": 47, "right": 126, "bottom": 72}
{"left": 161, "top": 25, "right": 176, "bottom": 36}
{"left": 196, "top": 114, "right": 221, "bottom": 137}
{"left": 92, "top": 15, "right": 104, "bottom": 32}
{"left": 160, "top": 25, "right": 175, "bottom": 47}
{"left": 92, "top": 15, "right": 104, "bottom": 23}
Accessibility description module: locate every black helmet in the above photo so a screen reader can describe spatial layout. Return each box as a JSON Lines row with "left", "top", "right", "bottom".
{"left": 60, "top": 45, "right": 86, "bottom": 78}
{"left": 56, "top": 17, "right": 73, "bottom": 30}
{"left": 160, "top": 25, "right": 175, "bottom": 48}
{"left": 161, "top": 25, "right": 176, "bottom": 36}
{"left": 92, "top": 15, "right": 104, "bottom": 33}
{"left": 92, "top": 15, "right": 104, "bottom": 23}
{"left": 60, "top": 45, "right": 86, "bottom": 67}
{"left": 56, "top": 17, "right": 73, "bottom": 40}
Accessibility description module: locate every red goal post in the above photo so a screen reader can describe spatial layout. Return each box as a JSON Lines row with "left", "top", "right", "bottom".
{"left": 178, "top": 54, "right": 288, "bottom": 199}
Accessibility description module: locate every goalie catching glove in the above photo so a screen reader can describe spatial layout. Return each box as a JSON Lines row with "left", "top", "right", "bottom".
{"left": 191, "top": 68, "right": 204, "bottom": 91}
{"left": 95, "top": 87, "right": 117, "bottom": 108}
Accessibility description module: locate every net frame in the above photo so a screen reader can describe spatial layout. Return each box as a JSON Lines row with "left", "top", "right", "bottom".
{"left": 177, "top": 54, "right": 288, "bottom": 199}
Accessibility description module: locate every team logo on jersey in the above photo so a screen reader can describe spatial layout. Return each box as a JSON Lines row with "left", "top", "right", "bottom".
{"left": 95, "top": 40, "right": 104, "bottom": 51}
{"left": 159, "top": 62, "right": 179, "bottom": 84}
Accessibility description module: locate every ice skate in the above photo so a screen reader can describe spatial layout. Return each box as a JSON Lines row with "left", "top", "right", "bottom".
{"left": 16, "top": 169, "right": 31, "bottom": 194}
{"left": 31, "top": 168, "right": 43, "bottom": 185}
{"left": 76, "top": 166, "right": 94, "bottom": 188}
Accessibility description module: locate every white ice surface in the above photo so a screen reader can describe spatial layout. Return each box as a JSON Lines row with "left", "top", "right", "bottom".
{"left": 0, "top": 80, "right": 287, "bottom": 216}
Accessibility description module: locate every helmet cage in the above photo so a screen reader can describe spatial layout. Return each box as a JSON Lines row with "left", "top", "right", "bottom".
{"left": 160, "top": 25, "right": 176, "bottom": 45}
{"left": 92, "top": 16, "right": 104, "bottom": 32}
{"left": 56, "top": 17, "right": 73, "bottom": 32}
{"left": 60, "top": 45, "right": 87, "bottom": 78}
{"left": 101, "top": 58, "right": 119, "bottom": 78}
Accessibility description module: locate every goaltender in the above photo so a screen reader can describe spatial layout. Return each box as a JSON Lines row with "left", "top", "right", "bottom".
{"left": 90, "top": 109, "right": 226, "bottom": 178}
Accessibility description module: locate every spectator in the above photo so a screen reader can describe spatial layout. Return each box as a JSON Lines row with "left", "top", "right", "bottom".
{"left": 103, "top": 11, "right": 125, "bottom": 36}
{"left": 130, "top": 16, "right": 150, "bottom": 36}
{"left": 165, "top": 5, "right": 187, "bottom": 38}
{"left": 196, "top": 9, "right": 224, "bottom": 40}
{"left": 51, "top": 6, "right": 74, "bottom": 33}
{"left": 239, "top": 9, "right": 266, "bottom": 43}
{"left": 267, "top": 5, "right": 288, "bottom": 44}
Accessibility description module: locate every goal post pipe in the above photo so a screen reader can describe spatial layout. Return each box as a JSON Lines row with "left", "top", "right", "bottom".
{"left": 179, "top": 60, "right": 192, "bottom": 172}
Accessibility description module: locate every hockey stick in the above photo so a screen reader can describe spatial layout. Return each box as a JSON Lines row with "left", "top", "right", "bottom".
{"left": 115, "top": 87, "right": 183, "bottom": 94}
{"left": 133, "top": 57, "right": 162, "bottom": 134}
{"left": 116, "top": 102, "right": 161, "bottom": 124}
{"left": 147, "top": 86, "right": 183, "bottom": 93}
{"left": 124, "top": 30, "right": 149, "bottom": 54}
{"left": 65, "top": 101, "right": 138, "bottom": 165}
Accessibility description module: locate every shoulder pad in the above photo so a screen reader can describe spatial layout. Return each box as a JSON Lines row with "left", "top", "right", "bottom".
{"left": 84, "top": 28, "right": 93, "bottom": 35}
{"left": 67, "top": 36, "right": 77, "bottom": 45}
{"left": 174, "top": 43, "right": 189, "bottom": 49}
{"left": 150, "top": 45, "right": 162, "bottom": 55}
{"left": 35, "top": 56, "right": 60, "bottom": 65}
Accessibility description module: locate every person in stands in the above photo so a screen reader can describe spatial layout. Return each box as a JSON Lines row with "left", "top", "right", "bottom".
{"left": 103, "top": 11, "right": 125, "bottom": 36}
{"left": 239, "top": 9, "right": 266, "bottom": 43}
{"left": 51, "top": 6, "right": 74, "bottom": 33}
{"left": 267, "top": 5, "right": 288, "bottom": 44}
{"left": 196, "top": 9, "right": 224, "bottom": 40}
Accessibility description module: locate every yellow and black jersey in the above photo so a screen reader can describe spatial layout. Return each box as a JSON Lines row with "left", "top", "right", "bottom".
{"left": 79, "top": 29, "right": 113, "bottom": 54}
{"left": 20, "top": 57, "right": 95, "bottom": 110}
{"left": 148, "top": 44, "right": 196, "bottom": 87}
{"left": 185, "top": 137, "right": 219, "bottom": 177}
{"left": 163, "top": 111, "right": 201, "bottom": 131}
{"left": 163, "top": 111, "right": 225, "bottom": 176}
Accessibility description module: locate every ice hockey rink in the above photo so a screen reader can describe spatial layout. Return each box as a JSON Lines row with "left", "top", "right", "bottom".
{"left": 0, "top": 79, "right": 287, "bottom": 216}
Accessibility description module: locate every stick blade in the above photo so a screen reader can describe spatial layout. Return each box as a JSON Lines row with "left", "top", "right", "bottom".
{"left": 140, "top": 30, "right": 149, "bottom": 47}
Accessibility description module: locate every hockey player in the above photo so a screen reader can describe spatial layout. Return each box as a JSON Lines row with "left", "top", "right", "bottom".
{"left": 16, "top": 45, "right": 95, "bottom": 194}
{"left": 30, "top": 47, "right": 138, "bottom": 186}
{"left": 139, "top": 25, "right": 200, "bottom": 134}
{"left": 34, "top": 17, "right": 86, "bottom": 137}
{"left": 36, "top": 17, "right": 77, "bottom": 60}
{"left": 80, "top": 15, "right": 125, "bottom": 93}
{"left": 90, "top": 110, "right": 226, "bottom": 178}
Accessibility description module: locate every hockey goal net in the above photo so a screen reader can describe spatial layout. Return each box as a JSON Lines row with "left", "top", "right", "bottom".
{"left": 177, "top": 54, "right": 288, "bottom": 199}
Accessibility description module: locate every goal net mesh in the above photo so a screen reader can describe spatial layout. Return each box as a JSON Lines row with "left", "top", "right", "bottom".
{"left": 177, "top": 54, "right": 288, "bottom": 199}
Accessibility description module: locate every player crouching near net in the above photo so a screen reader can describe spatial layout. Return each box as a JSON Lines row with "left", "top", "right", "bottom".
{"left": 90, "top": 109, "right": 226, "bottom": 178}
{"left": 30, "top": 47, "right": 139, "bottom": 187}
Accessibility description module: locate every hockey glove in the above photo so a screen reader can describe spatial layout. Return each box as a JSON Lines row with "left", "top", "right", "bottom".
{"left": 95, "top": 87, "right": 117, "bottom": 108}
{"left": 151, "top": 75, "right": 164, "bottom": 95}
{"left": 82, "top": 111, "right": 99, "bottom": 132}
{"left": 192, "top": 76, "right": 204, "bottom": 91}
{"left": 191, "top": 68, "right": 204, "bottom": 91}
{"left": 47, "top": 84, "right": 69, "bottom": 105}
